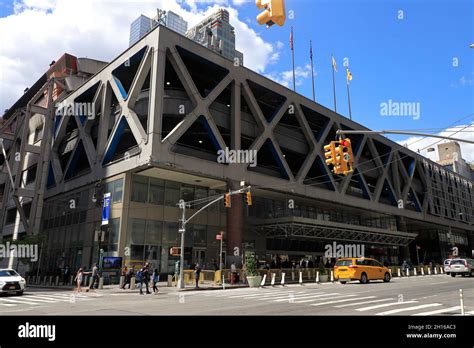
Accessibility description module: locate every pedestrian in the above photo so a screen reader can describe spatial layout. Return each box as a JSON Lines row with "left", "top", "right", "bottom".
{"left": 74, "top": 268, "right": 84, "bottom": 293}
{"left": 194, "top": 263, "right": 201, "bottom": 288}
{"left": 152, "top": 268, "right": 159, "bottom": 294}
{"left": 63, "top": 266, "right": 70, "bottom": 286}
{"left": 174, "top": 260, "right": 180, "bottom": 283}
{"left": 402, "top": 260, "right": 409, "bottom": 276}
{"left": 140, "top": 263, "right": 151, "bottom": 295}
{"left": 89, "top": 263, "right": 99, "bottom": 290}
{"left": 122, "top": 267, "right": 133, "bottom": 289}
{"left": 230, "top": 262, "right": 236, "bottom": 285}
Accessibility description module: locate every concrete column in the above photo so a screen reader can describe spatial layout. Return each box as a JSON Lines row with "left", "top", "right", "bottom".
{"left": 226, "top": 179, "right": 243, "bottom": 267}
{"left": 397, "top": 216, "right": 411, "bottom": 261}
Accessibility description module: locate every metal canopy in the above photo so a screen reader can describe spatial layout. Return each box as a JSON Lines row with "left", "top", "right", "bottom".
{"left": 251, "top": 217, "right": 418, "bottom": 246}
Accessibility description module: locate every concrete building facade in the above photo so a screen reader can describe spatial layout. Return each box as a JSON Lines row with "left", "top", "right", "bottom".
{"left": 1, "top": 26, "right": 473, "bottom": 279}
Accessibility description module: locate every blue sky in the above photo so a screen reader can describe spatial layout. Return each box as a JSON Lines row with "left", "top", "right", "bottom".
{"left": 1, "top": 0, "right": 472, "bottom": 158}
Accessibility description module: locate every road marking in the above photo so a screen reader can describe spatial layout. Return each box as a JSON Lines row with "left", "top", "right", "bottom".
{"left": 356, "top": 300, "right": 418, "bottom": 311}
{"left": 376, "top": 303, "right": 442, "bottom": 315}
{"left": 0, "top": 298, "right": 42, "bottom": 305}
{"left": 274, "top": 293, "right": 336, "bottom": 302}
{"left": 228, "top": 290, "right": 291, "bottom": 298}
{"left": 309, "top": 295, "right": 371, "bottom": 307}
{"left": 254, "top": 291, "right": 307, "bottom": 300}
{"left": 0, "top": 303, "right": 17, "bottom": 307}
{"left": 412, "top": 306, "right": 461, "bottom": 316}
{"left": 334, "top": 298, "right": 394, "bottom": 308}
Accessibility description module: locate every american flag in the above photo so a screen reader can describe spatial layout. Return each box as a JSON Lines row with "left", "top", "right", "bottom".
{"left": 290, "top": 26, "right": 294, "bottom": 51}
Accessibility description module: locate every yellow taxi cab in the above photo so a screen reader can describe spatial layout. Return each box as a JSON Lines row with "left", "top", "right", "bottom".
{"left": 333, "top": 258, "right": 391, "bottom": 284}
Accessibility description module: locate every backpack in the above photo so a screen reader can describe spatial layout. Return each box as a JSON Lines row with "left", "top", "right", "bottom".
{"left": 135, "top": 270, "right": 142, "bottom": 282}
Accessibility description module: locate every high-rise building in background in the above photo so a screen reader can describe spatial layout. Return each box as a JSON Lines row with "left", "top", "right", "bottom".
{"left": 185, "top": 9, "right": 244, "bottom": 65}
{"left": 129, "top": 10, "right": 188, "bottom": 47}
{"left": 436, "top": 142, "right": 473, "bottom": 179}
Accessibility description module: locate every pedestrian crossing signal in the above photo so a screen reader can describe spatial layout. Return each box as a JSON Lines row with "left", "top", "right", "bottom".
{"left": 170, "top": 247, "right": 180, "bottom": 256}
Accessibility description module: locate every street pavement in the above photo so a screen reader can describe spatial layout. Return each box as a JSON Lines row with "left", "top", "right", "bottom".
{"left": 1, "top": 274, "right": 473, "bottom": 316}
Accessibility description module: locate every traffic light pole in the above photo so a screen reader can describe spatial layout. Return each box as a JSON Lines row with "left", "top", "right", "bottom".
{"left": 336, "top": 130, "right": 474, "bottom": 145}
{"left": 177, "top": 186, "right": 251, "bottom": 289}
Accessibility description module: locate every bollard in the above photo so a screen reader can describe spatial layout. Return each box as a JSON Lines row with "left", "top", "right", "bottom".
{"left": 130, "top": 276, "right": 136, "bottom": 290}
{"left": 421, "top": 267, "right": 424, "bottom": 276}
{"left": 440, "top": 267, "right": 444, "bottom": 274}
{"left": 271, "top": 273, "right": 276, "bottom": 287}
{"left": 260, "top": 274, "right": 267, "bottom": 287}
{"left": 89, "top": 276, "right": 94, "bottom": 288}
{"left": 414, "top": 268, "right": 417, "bottom": 276}
{"left": 167, "top": 275, "right": 172, "bottom": 287}
{"left": 397, "top": 268, "right": 401, "bottom": 277}
{"left": 55, "top": 276, "right": 59, "bottom": 286}
{"left": 291, "top": 271, "right": 295, "bottom": 281}
{"left": 460, "top": 289, "right": 465, "bottom": 315}
{"left": 69, "top": 275, "right": 73, "bottom": 285}
{"left": 299, "top": 272, "right": 303, "bottom": 285}
{"left": 99, "top": 277, "right": 104, "bottom": 289}
{"left": 406, "top": 269, "right": 409, "bottom": 277}
{"left": 330, "top": 270, "right": 334, "bottom": 282}
{"left": 428, "top": 267, "right": 431, "bottom": 275}
{"left": 119, "top": 276, "right": 124, "bottom": 288}
{"left": 316, "top": 271, "right": 320, "bottom": 283}
{"left": 281, "top": 273, "right": 286, "bottom": 286}
{"left": 434, "top": 267, "right": 438, "bottom": 275}
{"left": 389, "top": 268, "right": 392, "bottom": 277}
{"left": 49, "top": 275, "right": 53, "bottom": 285}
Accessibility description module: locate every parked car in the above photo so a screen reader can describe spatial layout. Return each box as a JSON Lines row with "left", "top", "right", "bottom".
{"left": 443, "top": 259, "right": 453, "bottom": 275}
{"left": 449, "top": 258, "right": 474, "bottom": 277}
{"left": 334, "top": 258, "right": 391, "bottom": 284}
{"left": 0, "top": 269, "right": 26, "bottom": 295}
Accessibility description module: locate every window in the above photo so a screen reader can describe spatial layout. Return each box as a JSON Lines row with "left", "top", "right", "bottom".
{"left": 5, "top": 208, "right": 17, "bottom": 224}
{"left": 112, "top": 179, "right": 123, "bottom": 203}
{"left": 164, "top": 181, "right": 180, "bottom": 206}
{"left": 180, "top": 184, "right": 194, "bottom": 202}
{"left": 149, "top": 178, "right": 164, "bottom": 205}
{"left": 131, "top": 175, "right": 148, "bottom": 203}
{"left": 25, "top": 165, "right": 37, "bottom": 185}
{"left": 33, "top": 126, "right": 43, "bottom": 142}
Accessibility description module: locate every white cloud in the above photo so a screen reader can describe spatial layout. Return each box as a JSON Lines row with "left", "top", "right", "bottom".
{"left": 396, "top": 122, "right": 474, "bottom": 163}
{"left": 0, "top": 0, "right": 280, "bottom": 112}
{"left": 265, "top": 64, "right": 316, "bottom": 88}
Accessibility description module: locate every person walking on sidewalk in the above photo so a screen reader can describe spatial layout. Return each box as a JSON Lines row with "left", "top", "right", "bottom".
{"left": 194, "top": 263, "right": 201, "bottom": 288}
{"left": 152, "top": 268, "right": 159, "bottom": 294}
{"left": 140, "top": 263, "right": 151, "bottom": 295}
{"left": 89, "top": 264, "right": 100, "bottom": 290}
{"left": 74, "top": 268, "right": 84, "bottom": 293}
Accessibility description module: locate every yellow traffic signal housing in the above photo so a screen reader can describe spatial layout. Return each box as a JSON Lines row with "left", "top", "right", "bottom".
{"left": 337, "top": 138, "right": 354, "bottom": 175}
{"left": 324, "top": 142, "right": 337, "bottom": 167}
{"left": 256, "top": 0, "right": 286, "bottom": 28}
{"left": 224, "top": 193, "right": 231, "bottom": 208}
{"left": 245, "top": 191, "right": 252, "bottom": 206}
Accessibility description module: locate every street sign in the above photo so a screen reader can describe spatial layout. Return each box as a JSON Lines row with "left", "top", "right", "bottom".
{"left": 216, "top": 234, "right": 222, "bottom": 240}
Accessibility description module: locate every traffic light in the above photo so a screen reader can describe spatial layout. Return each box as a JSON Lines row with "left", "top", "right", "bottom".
{"left": 224, "top": 193, "right": 231, "bottom": 208}
{"left": 324, "top": 141, "right": 337, "bottom": 170}
{"left": 338, "top": 138, "right": 354, "bottom": 175}
{"left": 256, "top": 0, "right": 286, "bottom": 28}
{"left": 245, "top": 191, "right": 252, "bottom": 206}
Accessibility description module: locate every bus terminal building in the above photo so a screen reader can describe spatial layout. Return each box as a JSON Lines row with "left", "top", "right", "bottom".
{"left": 1, "top": 25, "right": 473, "bottom": 275}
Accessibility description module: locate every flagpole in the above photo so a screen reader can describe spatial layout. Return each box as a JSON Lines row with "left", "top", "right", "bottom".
{"left": 346, "top": 71, "right": 352, "bottom": 120}
{"left": 291, "top": 26, "right": 296, "bottom": 92}
{"left": 310, "top": 40, "right": 315, "bottom": 101}
{"left": 332, "top": 55, "right": 337, "bottom": 112}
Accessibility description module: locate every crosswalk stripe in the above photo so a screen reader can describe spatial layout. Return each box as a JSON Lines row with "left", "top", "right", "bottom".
{"left": 273, "top": 293, "right": 334, "bottom": 302}
{"left": 376, "top": 303, "right": 442, "bottom": 315}
{"left": 356, "top": 300, "right": 418, "bottom": 312}
{"left": 254, "top": 292, "right": 307, "bottom": 300}
{"left": 29, "top": 295, "right": 77, "bottom": 302}
{"left": 310, "top": 295, "right": 371, "bottom": 307}
{"left": 228, "top": 290, "right": 292, "bottom": 298}
{"left": 412, "top": 306, "right": 461, "bottom": 316}
{"left": 335, "top": 298, "right": 394, "bottom": 308}
{"left": 280, "top": 294, "right": 338, "bottom": 303}
{"left": 0, "top": 298, "right": 42, "bottom": 305}
{"left": 0, "top": 303, "right": 17, "bottom": 307}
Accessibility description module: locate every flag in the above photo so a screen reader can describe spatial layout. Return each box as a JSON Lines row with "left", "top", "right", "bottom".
{"left": 346, "top": 67, "right": 352, "bottom": 82}
{"left": 309, "top": 40, "right": 313, "bottom": 60}
{"left": 332, "top": 55, "right": 337, "bottom": 72}
{"left": 290, "top": 27, "right": 294, "bottom": 51}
